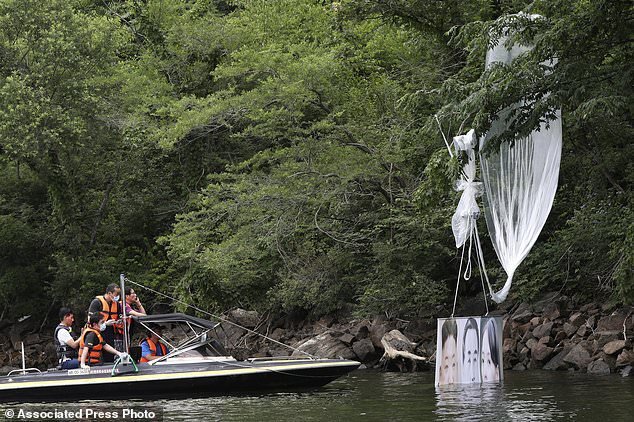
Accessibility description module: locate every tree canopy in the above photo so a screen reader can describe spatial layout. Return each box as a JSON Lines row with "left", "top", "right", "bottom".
{"left": 0, "top": 0, "right": 631, "bottom": 321}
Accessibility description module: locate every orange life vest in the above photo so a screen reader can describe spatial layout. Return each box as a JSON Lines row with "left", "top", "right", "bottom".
{"left": 79, "top": 327, "right": 105, "bottom": 365}
{"left": 140, "top": 338, "right": 168, "bottom": 363}
{"left": 96, "top": 296, "right": 124, "bottom": 335}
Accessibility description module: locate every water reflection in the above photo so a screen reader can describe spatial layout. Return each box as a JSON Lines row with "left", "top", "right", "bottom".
{"left": 435, "top": 382, "right": 571, "bottom": 421}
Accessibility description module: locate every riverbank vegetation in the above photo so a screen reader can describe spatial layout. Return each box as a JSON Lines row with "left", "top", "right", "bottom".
{"left": 0, "top": 0, "right": 631, "bottom": 322}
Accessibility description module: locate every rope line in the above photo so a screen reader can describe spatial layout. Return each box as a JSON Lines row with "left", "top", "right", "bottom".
{"left": 451, "top": 242, "right": 467, "bottom": 317}
{"left": 474, "top": 224, "right": 491, "bottom": 314}
{"left": 452, "top": 216, "right": 493, "bottom": 316}
{"left": 125, "top": 278, "right": 317, "bottom": 359}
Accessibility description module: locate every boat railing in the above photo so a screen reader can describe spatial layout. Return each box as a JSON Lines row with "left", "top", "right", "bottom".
{"left": 247, "top": 356, "right": 315, "bottom": 362}
{"left": 7, "top": 368, "right": 41, "bottom": 376}
{"left": 147, "top": 338, "right": 206, "bottom": 365}
{"left": 10, "top": 342, "right": 42, "bottom": 376}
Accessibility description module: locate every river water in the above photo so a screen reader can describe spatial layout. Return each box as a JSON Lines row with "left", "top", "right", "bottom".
{"left": 8, "top": 370, "right": 634, "bottom": 421}
{"left": 145, "top": 370, "right": 633, "bottom": 421}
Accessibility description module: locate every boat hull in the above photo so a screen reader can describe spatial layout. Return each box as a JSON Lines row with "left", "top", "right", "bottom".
{"left": 0, "top": 359, "right": 359, "bottom": 402}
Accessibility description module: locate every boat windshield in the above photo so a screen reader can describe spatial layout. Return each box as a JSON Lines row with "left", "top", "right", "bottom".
{"left": 132, "top": 315, "right": 229, "bottom": 361}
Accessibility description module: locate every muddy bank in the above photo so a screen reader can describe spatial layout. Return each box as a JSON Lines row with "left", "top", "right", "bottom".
{"left": 2, "top": 294, "right": 633, "bottom": 377}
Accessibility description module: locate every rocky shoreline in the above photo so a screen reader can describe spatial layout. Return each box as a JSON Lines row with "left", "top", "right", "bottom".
{"left": 219, "top": 293, "right": 634, "bottom": 377}
{"left": 2, "top": 293, "right": 633, "bottom": 377}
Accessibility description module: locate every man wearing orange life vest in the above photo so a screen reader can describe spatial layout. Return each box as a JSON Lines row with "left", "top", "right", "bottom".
{"left": 79, "top": 314, "right": 128, "bottom": 368}
{"left": 87, "top": 283, "right": 123, "bottom": 362}
{"left": 140, "top": 325, "right": 170, "bottom": 363}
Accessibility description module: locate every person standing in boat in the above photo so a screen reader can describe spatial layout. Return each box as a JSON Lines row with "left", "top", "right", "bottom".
{"left": 140, "top": 325, "right": 169, "bottom": 362}
{"left": 54, "top": 307, "right": 80, "bottom": 369}
{"left": 79, "top": 314, "right": 128, "bottom": 368}
{"left": 87, "top": 283, "right": 124, "bottom": 362}
{"left": 123, "top": 287, "right": 147, "bottom": 338}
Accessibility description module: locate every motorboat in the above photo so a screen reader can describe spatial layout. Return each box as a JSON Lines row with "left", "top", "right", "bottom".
{"left": 0, "top": 313, "right": 359, "bottom": 402}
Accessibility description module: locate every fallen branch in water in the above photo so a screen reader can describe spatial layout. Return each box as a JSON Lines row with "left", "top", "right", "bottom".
{"left": 379, "top": 330, "right": 427, "bottom": 372}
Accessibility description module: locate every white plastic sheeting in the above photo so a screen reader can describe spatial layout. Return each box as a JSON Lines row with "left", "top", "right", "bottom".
{"left": 479, "top": 31, "right": 562, "bottom": 303}
{"left": 451, "top": 129, "right": 482, "bottom": 248}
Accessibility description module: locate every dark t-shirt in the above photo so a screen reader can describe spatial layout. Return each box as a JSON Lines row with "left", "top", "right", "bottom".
{"left": 86, "top": 298, "right": 119, "bottom": 356}
{"left": 87, "top": 298, "right": 104, "bottom": 319}
{"left": 84, "top": 331, "right": 101, "bottom": 349}
{"left": 88, "top": 298, "right": 120, "bottom": 352}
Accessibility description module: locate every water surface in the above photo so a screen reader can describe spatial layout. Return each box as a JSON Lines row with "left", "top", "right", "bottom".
{"left": 10, "top": 370, "right": 634, "bottom": 421}
{"left": 151, "top": 370, "right": 634, "bottom": 421}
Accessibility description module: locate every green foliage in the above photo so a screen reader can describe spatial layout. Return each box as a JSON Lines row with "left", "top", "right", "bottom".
{"left": 0, "top": 0, "right": 631, "bottom": 323}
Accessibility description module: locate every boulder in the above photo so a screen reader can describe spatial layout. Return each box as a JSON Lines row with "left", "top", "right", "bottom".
{"left": 512, "top": 303, "right": 534, "bottom": 323}
{"left": 538, "top": 336, "right": 552, "bottom": 346}
{"left": 563, "top": 323, "right": 578, "bottom": 337}
{"left": 503, "top": 338, "right": 517, "bottom": 354}
{"left": 523, "top": 331, "right": 536, "bottom": 344}
{"left": 533, "top": 292, "right": 562, "bottom": 312}
{"left": 591, "top": 351, "right": 616, "bottom": 369}
{"left": 543, "top": 347, "right": 571, "bottom": 371}
{"left": 316, "top": 315, "right": 335, "bottom": 329}
{"left": 269, "top": 328, "right": 286, "bottom": 342}
{"left": 527, "top": 358, "right": 543, "bottom": 369}
{"left": 596, "top": 310, "right": 629, "bottom": 331}
{"left": 616, "top": 349, "right": 634, "bottom": 367}
{"left": 338, "top": 333, "right": 356, "bottom": 346}
{"left": 569, "top": 312, "right": 585, "bottom": 327}
{"left": 533, "top": 322, "right": 554, "bottom": 339}
{"left": 603, "top": 340, "right": 626, "bottom": 355}
{"left": 587, "top": 359, "right": 611, "bottom": 375}
{"left": 516, "top": 322, "right": 532, "bottom": 337}
{"left": 503, "top": 353, "right": 515, "bottom": 370}
{"left": 530, "top": 316, "right": 541, "bottom": 327}
{"left": 515, "top": 341, "right": 525, "bottom": 354}
{"left": 519, "top": 346, "right": 530, "bottom": 362}
{"left": 512, "top": 362, "right": 527, "bottom": 371}
{"left": 352, "top": 338, "right": 376, "bottom": 362}
{"left": 578, "top": 339, "right": 593, "bottom": 353}
{"left": 216, "top": 322, "right": 247, "bottom": 348}
{"left": 228, "top": 308, "right": 260, "bottom": 329}
{"left": 563, "top": 344, "right": 592, "bottom": 370}
{"left": 576, "top": 325, "right": 589, "bottom": 337}
{"left": 620, "top": 365, "right": 633, "bottom": 377}
{"left": 542, "top": 302, "right": 561, "bottom": 321}
{"left": 369, "top": 321, "right": 389, "bottom": 350}
{"left": 586, "top": 315, "right": 597, "bottom": 329}
{"left": 292, "top": 332, "right": 356, "bottom": 360}
{"left": 502, "top": 317, "right": 512, "bottom": 339}
{"left": 595, "top": 331, "right": 620, "bottom": 349}
{"left": 352, "top": 321, "right": 371, "bottom": 340}
{"left": 532, "top": 342, "right": 554, "bottom": 362}
{"left": 554, "top": 330, "right": 567, "bottom": 342}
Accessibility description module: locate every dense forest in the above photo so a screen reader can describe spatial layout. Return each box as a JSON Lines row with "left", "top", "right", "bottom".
{"left": 0, "top": 0, "right": 631, "bottom": 323}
